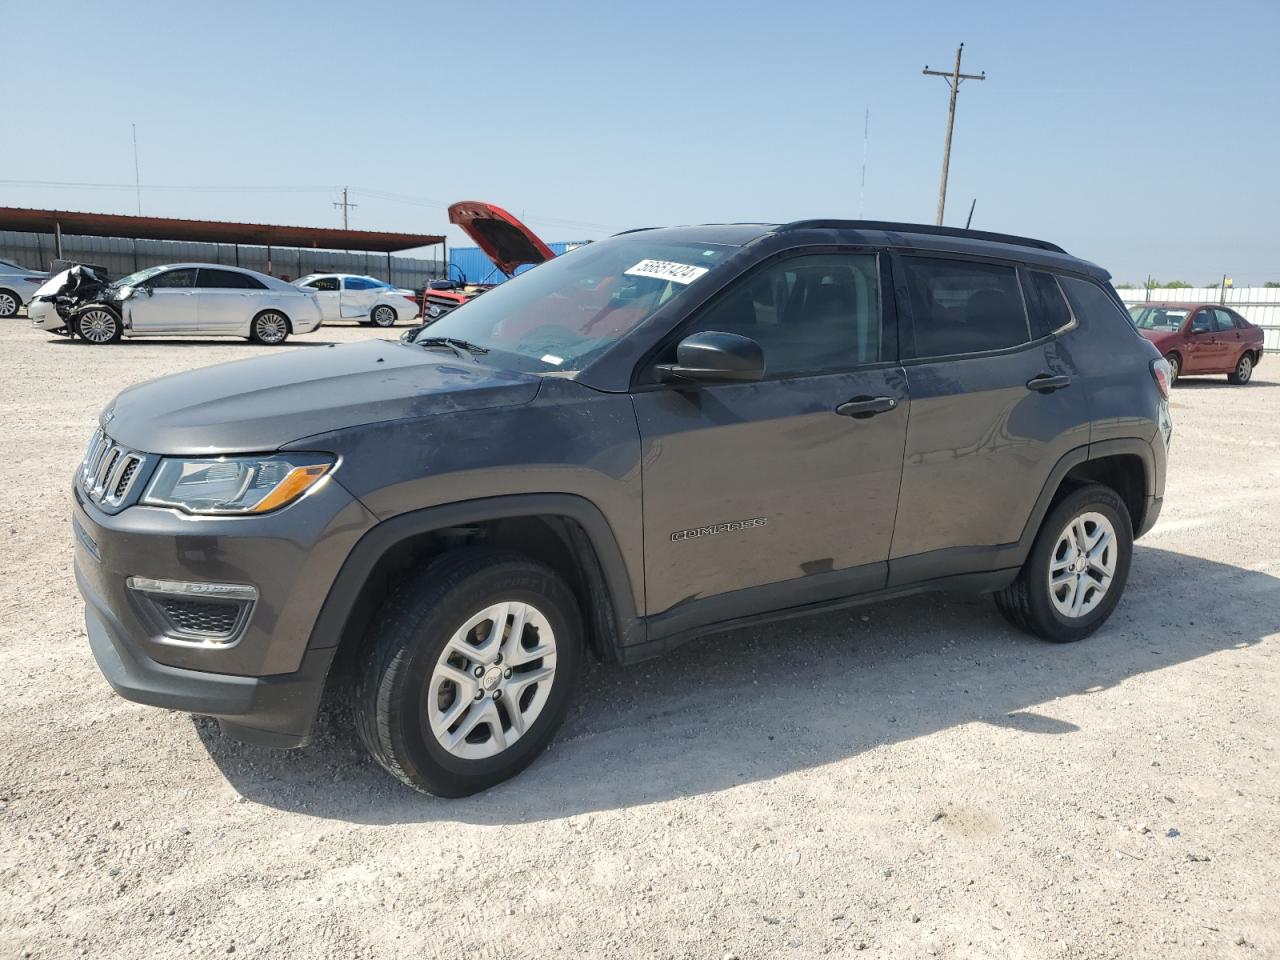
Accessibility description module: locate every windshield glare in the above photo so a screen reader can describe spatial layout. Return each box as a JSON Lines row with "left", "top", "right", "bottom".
{"left": 411, "top": 236, "right": 734, "bottom": 371}
{"left": 1128, "top": 306, "right": 1188, "bottom": 330}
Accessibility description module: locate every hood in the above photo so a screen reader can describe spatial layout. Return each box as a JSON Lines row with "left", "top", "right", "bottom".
{"left": 448, "top": 200, "right": 557, "bottom": 278}
{"left": 33, "top": 265, "right": 107, "bottom": 300}
{"left": 103, "top": 338, "right": 541, "bottom": 455}
{"left": 1138, "top": 328, "right": 1179, "bottom": 346}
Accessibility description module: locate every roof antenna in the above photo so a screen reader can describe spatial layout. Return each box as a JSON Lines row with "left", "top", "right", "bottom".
{"left": 965, "top": 197, "right": 976, "bottom": 229}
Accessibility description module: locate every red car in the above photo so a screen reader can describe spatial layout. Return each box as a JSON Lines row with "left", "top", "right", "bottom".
{"left": 1128, "top": 302, "right": 1264, "bottom": 385}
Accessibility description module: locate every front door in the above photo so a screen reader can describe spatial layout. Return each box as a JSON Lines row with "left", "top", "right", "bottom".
{"left": 128, "top": 267, "right": 199, "bottom": 333}
{"left": 633, "top": 251, "right": 908, "bottom": 631}
{"left": 1181, "top": 307, "right": 1221, "bottom": 373}
{"left": 302, "top": 276, "right": 341, "bottom": 321}
{"left": 888, "top": 254, "right": 1091, "bottom": 581}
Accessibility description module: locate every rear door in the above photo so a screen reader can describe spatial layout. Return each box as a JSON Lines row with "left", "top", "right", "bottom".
{"left": 1212, "top": 309, "right": 1244, "bottom": 369}
{"left": 341, "top": 276, "right": 378, "bottom": 318}
{"left": 128, "top": 268, "right": 199, "bottom": 333}
{"left": 632, "top": 250, "right": 909, "bottom": 629}
{"left": 197, "top": 268, "right": 268, "bottom": 332}
{"left": 1181, "top": 307, "right": 1219, "bottom": 372}
{"left": 888, "top": 254, "right": 1091, "bottom": 582}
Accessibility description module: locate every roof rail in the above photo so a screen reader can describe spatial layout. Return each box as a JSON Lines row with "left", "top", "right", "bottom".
{"left": 777, "top": 219, "right": 1067, "bottom": 255}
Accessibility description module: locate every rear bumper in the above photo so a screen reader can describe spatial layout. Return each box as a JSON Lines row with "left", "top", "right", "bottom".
{"left": 80, "top": 560, "right": 335, "bottom": 747}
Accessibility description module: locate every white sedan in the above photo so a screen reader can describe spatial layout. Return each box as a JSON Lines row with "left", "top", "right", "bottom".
{"left": 295, "top": 274, "right": 420, "bottom": 327}
{"left": 0, "top": 258, "right": 48, "bottom": 318}
{"left": 29, "top": 263, "right": 322, "bottom": 345}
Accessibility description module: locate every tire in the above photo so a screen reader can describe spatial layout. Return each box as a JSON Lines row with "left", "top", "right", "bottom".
{"left": 250, "top": 310, "right": 290, "bottom": 345}
{"left": 73, "top": 306, "right": 123, "bottom": 345}
{"left": 1228, "top": 351, "right": 1254, "bottom": 385}
{"left": 371, "top": 304, "right": 397, "bottom": 328}
{"left": 354, "top": 550, "right": 584, "bottom": 797}
{"left": 0, "top": 289, "right": 19, "bottom": 318}
{"left": 994, "top": 483, "right": 1133, "bottom": 643}
{"left": 1165, "top": 352, "right": 1180, "bottom": 386}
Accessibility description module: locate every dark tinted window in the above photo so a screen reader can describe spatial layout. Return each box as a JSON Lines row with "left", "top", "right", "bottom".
{"left": 305, "top": 276, "right": 340, "bottom": 291}
{"left": 1022, "top": 270, "right": 1073, "bottom": 338}
{"left": 146, "top": 268, "right": 197, "bottom": 289}
{"left": 344, "top": 277, "right": 377, "bottom": 291}
{"left": 682, "top": 253, "right": 883, "bottom": 376}
{"left": 196, "top": 268, "right": 266, "bottom": 290}
{"left": 1212, "top": 309, "right": 1237, "bottom": 333}
{"left": 1059, "top": 276, "right": 1135, "bottom": 333}
{"left": 903, "top": 258, "right": 1030, "bottom": 357}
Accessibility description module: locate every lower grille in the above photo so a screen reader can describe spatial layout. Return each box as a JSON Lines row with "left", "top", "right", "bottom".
{"left": 155, "top": 597, "right": 242, "bottom": 637}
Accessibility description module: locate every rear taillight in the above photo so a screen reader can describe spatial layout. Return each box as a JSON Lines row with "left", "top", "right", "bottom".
{"left": 1151, "top": 357, "right": 1172, "bottom": 399}
{"left": 403, "top": 294, "right": 418, "bottom": 304}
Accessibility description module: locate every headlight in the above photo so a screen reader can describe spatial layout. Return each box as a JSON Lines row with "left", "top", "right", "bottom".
{"left": 141, "top": 454, "right": 335, "bottom": 515}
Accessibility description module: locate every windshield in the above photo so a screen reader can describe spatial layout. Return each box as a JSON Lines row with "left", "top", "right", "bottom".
{"left": 410, "top": 235, "right": 734, "bottom": 371}
{"left": 112, "top": 265, "right": 169, "bottom": 288}
{"left": 1128, "top": 306, "right": 1188, "bottom": 331}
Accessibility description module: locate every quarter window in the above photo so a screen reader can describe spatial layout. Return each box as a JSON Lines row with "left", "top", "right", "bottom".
{"left": 902, "top": 258, "right": 1031, "bottom": 357}
{"left": 1021, "top": 270, "right": 1073, "bottom": 337}
{"left": 146, "top": 268, "right": 197, "bottom": 289}
{"left": 679, "top": 253, "right": 883, "bottom": 376}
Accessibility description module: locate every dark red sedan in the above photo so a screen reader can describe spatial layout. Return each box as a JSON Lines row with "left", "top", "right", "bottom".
{"left": 1128, "top": 302, "right": 1264, "bottom": 385}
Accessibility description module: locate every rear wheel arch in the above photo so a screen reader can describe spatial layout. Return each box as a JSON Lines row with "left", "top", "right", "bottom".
{"left": 314, "top": 496, "right": 642, "bottom": 686}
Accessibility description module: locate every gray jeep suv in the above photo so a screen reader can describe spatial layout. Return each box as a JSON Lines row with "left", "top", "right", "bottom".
{"left": 73, "top": 220, "right": 1173, "bottom": 796}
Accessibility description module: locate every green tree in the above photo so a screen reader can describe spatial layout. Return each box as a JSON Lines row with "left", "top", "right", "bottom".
{"left": 1164, "top": 280, "right": 1193, "bottom": 289}
{"left": 1265, "top": 281, "right": 1280, "bottom": 288}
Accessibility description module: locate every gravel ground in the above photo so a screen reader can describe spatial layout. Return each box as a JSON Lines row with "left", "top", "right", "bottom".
{"left": 0, "top": 320, "right": 1277, "bottom": 959}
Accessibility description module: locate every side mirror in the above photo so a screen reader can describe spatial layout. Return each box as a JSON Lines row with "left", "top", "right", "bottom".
{"left": 655, "top": 331, "right": 765, "bottom": 384}
{"left": 1190, "top": 322, "right": 1210, "bottom": 334}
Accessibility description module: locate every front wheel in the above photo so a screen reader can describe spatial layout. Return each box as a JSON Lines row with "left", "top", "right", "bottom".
{"left": 1228, "top": 352, "right": 1253, "bottom": 385}
{"left": 73, "top": 306, "right": 123, "bottom": 345}
{"left": 250, "top": 310, "right": 290, "bottom": 345}
{"left": 371, "top": 304, "right": 397, "bottom": 327}
{"left": 354, "top": 550, "right": 583, "bottom": 797}
{"left": 994, "top": 484, "right": 1133, "bottom": 642}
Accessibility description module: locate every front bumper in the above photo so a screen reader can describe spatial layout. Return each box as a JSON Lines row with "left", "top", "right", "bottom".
{"left": 73, "top": 471, "right": 378, "bottom": 745}
{"left": 29, "top": 298, "right": 66, "bottom": 331}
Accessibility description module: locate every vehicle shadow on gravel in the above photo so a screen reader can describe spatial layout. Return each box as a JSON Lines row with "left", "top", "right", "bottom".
{"left": 1172, "top": 377, "right": 1278, "bottom": 389}
{"left": 196, "top": 545, "right": 1280, "bottom": 822}
{"left": 45, "top": 337, "right": 343, "bottom": 348}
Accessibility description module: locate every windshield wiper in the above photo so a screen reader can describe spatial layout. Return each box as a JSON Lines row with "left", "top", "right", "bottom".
{"left": 414, "top": 336, "right": 490, "bottom": 361}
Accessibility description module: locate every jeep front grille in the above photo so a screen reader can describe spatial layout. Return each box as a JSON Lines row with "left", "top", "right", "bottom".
{"left": 79, "top": 428, "right": 148, "bottom": 509}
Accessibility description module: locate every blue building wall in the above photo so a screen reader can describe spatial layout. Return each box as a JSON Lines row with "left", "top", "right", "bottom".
{"left": 448, "top": 241, "right": 584, "bottom": 285}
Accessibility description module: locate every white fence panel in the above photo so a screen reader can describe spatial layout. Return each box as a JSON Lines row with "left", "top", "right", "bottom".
{"left": 1118, "top": 287, "right": 1280, "bottom": 352}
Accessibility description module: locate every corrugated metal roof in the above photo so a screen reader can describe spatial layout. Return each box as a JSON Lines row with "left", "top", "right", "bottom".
{"left": 0, "top": 207, "right": 443, "bottom": 253}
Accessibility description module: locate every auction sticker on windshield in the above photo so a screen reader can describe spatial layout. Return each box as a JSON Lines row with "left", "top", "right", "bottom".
{"left": 624, "top": 259, "right": 710, "bottom": 285}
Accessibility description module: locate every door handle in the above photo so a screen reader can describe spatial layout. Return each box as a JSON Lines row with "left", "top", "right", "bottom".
{"left": 1026, "top": 373, "right": 1071, "bottom": 393}
{"left": 835, "top": 396, "right": 898, "bottom": 419}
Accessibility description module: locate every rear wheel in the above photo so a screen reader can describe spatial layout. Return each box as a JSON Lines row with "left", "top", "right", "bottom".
{"left": 0, "top": 290, "right": 19, "bottom": 318}
{"left": 994, "top": 484, "right": 1133, "bottom": 642}
{"left": 354, "top": 550, "right": 583, "bottom": 797}
{"left": 1165, "top": 352, "right": 1180, "bottom": 386}
{"left": 73, "top": 306, "right": 122, "bottom": 345}
{"left": 1228, "top": 352, "right": 1253, "bottom": 385}
{"left": 250, "top": 310, "right": 290, "bottom": 345}
{"left": 371, "top": 304, "right": 397, "bottom": 327}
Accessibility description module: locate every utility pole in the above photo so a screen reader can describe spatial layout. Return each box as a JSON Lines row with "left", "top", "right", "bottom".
{"left": 333, "top": 187, "right": 358, "bottom": 229}
{"left": 131, "top": 124, "right": 142, "bottom": 216}
{"left": 923, "top": 43, "right": 985, "bottom": 226}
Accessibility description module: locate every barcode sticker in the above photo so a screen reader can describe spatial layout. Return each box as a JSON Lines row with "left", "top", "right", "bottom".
{"left": 624, "top": 259, "right": 710, "bottom": 285}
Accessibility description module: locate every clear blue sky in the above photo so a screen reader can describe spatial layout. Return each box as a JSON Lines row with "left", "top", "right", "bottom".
{"left": 6, "top": 0, "right": 1278, "bottom": 284}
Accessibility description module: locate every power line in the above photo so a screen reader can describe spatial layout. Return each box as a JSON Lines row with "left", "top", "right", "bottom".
{"left": 922, "top": 43, "right": 986, "bottom": 226}
{"left": 0, "top": 178, "right": 335, "bottom": 194}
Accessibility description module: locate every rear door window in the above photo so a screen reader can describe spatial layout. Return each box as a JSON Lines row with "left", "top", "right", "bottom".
{"left": 902, "top": 257, "right": 1031, "bottom": 358}
{"left": 344, "top": 277, "right": 376, "bottom": 290}
{"left": 196, "top": 268, "right": 266, "bottom": 289}
{"left": 1212, "top": 309, "right": 1237, "bottom": 333}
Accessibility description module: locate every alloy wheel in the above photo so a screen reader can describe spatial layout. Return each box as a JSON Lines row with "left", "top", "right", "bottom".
{"left": 426, "top": 601, "right": 558, "bottom": 760}
{"left": 1048, "top": 511, "right": 1117, "bottom": 618}
{"left": 1237, "top": 354, "right": 1253, "bottom": 383}
{"left": 78, "top": 309, "right": 118, "bottom": 343}
{"left": 373, "top": 306, "right": 396, "bottom": 327}
{"left": 0, "top": 293, "right": 17, "bottom": 317}
{"left": 255, "top": 312, "right": 288, "bottom": 344}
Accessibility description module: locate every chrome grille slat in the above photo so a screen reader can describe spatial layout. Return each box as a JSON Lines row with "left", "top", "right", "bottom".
{"left": 77, "top": 429, "right": 149, "bottom": 509}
